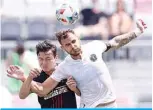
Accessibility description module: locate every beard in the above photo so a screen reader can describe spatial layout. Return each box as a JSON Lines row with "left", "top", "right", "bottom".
{"left": 70, "top": 52, "right": 80, "bottom": 56}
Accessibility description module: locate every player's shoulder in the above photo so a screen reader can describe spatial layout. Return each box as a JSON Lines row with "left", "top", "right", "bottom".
{"left": 55, "top": 60, "right": 68, "bottom": 71}
{"left": 57, "top": 60, "right": 67, "bottom": 66}
{"left": 33, "top": 71, "right": 47, "bottom": 82}
{"left": 82, "top": 40, "right": 107, "bottom": 52}
{"left": 83, "top": 40, "right": 106, "bottom": 47}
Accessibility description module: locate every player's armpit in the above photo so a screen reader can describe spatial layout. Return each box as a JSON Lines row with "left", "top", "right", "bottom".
{"left": 104, "top": 42, "right": 112, "bottom": 52}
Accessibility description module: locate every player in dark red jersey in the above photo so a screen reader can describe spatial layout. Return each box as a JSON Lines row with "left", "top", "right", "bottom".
{"left": 7, "top": 40, "right": 80, "bottom": 108}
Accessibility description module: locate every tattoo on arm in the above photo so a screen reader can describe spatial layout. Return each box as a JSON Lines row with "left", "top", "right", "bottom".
{"left": 117, "top": 32, "right": 137, "bottom": 48}
{"left": 108, "top": 32, "right": 137, "bottom": 50}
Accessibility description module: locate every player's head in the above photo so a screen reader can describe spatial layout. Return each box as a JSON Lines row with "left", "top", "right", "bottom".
{"left": 36, "top": 40, "right": 57, "bottom": 74}
{"left": 116, "top": 0, "right": 125, "bottom": 12}
{"left": 15, "top": 41, "right": 25, "bottom": 56}
{"left": 56, "top": 29, "right": 81, "bottom": 56}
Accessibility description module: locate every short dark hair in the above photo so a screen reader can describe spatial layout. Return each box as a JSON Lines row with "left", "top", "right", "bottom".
{"left": 36, "top": 40, "right": 57, "bottom": 57}
{"left": 55, "top": 29, "right": 75, "bottom": 44}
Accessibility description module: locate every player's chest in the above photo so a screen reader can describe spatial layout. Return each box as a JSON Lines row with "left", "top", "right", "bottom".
{"left": 65, "top": 60, "right": 102, "bottom": 85}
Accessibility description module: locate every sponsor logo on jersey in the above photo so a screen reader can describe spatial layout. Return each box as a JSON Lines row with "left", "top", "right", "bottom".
{"left": 44, "top": 85, "right": 68, "bottom": 100}
{"left": 90, "top": 54, "right": 97, "bottom": 62}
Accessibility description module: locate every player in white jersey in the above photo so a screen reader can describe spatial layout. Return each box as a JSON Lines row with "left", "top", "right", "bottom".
{"left": 16, "top": 19, "right": 147, "bottom": 108}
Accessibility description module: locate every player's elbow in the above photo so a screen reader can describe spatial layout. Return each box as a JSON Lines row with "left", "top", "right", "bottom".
{"left": 19, "top": 95, "right": 26, "bottom": 99}
{"left": 19, "top": 90, "right": 30, "bottom": 99}
{"left": 19, "top": 93, "right": 27, "bottom": 99}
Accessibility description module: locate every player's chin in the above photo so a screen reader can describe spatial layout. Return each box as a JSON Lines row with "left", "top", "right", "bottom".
{"left": 71, "top": 52, "right": 80, "bottom": 56}
{"left": 42, "top": 68, "right": 49, "bottom": 72}
{"left": 71, "top": 50, "right": 81, "bottom": 55}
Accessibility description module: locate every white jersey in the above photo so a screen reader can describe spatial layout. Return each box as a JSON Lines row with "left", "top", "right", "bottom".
{"left": 51, "top": 40, "right": 116, "bottom": 108}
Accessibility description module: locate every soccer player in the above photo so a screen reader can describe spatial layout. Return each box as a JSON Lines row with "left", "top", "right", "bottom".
{"left": 14, "top": 19, "right": 146, "bottom": 108}
{"left": 7, "top": 40, "right": 80, "bottom": 108}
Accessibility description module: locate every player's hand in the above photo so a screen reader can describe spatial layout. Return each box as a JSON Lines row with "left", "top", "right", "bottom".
{"left": 66, "top": 76, "right": 77, "bottom": 92}
{"left": 135, "top": 19, "right": 147, "bottom": 36}
{"left": 28, "top": 68, "right": 41, "bottom": 79}
{"left": 7, "top": 65, "right": 25, "bottom": 81}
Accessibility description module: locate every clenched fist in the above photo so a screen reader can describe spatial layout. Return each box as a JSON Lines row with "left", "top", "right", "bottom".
{"left": 28, "top": 68, "right": 41, "bottom": 79}
{"left": 135, "top": 19, "right": 147, "bottom": 36}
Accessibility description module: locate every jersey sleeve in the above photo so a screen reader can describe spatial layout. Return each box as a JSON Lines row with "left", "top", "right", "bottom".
{"left": 50, "top": 65, "right": 68, "bottom": 82}
{"left": 33, "top": 77, "right": 40, "bottom": 82}
{"left": 33, "top": 74, "right": 42, "bottom": 82}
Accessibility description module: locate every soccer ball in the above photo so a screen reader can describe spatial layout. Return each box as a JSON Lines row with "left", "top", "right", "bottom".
{"left": 56, "top": 3, "right": 79, "bottom": 25}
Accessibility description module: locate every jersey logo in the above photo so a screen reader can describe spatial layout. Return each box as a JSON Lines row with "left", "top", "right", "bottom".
{"left": 90, "top": 54, "right": 97, "bottom": 62}
{"left": 44, "top": 85, "right": 68, "bottom": 100}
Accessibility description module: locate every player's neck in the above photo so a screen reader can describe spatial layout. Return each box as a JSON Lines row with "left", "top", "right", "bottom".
{"left": 45, "top": 69, "right": 55, "bottom": 75}
{"left": 71, "top": 54, "right": 82, "bottom": 60}
{"left": 71, "top": 50, "right": 83, "bottom": 60}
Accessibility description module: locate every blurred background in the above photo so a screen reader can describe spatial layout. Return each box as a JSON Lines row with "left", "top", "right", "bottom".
{"left": 0, "top": 0, "right": 152, "bottom": 108}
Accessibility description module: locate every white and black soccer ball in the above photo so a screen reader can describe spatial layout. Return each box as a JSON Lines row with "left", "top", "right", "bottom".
{"left": 56, "top": 3, "right": 79, "bottom": 25}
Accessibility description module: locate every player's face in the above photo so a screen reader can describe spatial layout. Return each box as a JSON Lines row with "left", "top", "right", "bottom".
{"left": 37, "top": 50, "right": 57, "bottom": 74}
{"left": 61, "top": 33, "right": 81, "bottom": 56}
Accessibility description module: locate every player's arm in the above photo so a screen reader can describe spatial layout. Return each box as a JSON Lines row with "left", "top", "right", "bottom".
{"left": 6, "top": 65, "right": 43, "bottom": 98}
{"left": 104, "top": 19, "right": 147, "bottom": 52}
{"left": 19, "top": 78, "right": 44, "bottom": 99}
{"left": 66, "top": 76, "right": 81, "bottom": 96}
{"left": 73, "top": 87, "right": 81, "bottom": 96}
{"left": 19, "top": 81, "right": 31, "bottom": 99}
{"left": 19, "top": 69, "right": 59, "bottom": 97}
{"left": 20, "top": 77, "right": 58, "bottom": 98}
{"left": 19, "top": 65, "right": 67, "bottom": 97}
{"left": 6, "top": 65, "right": 31, "bottom": 99}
